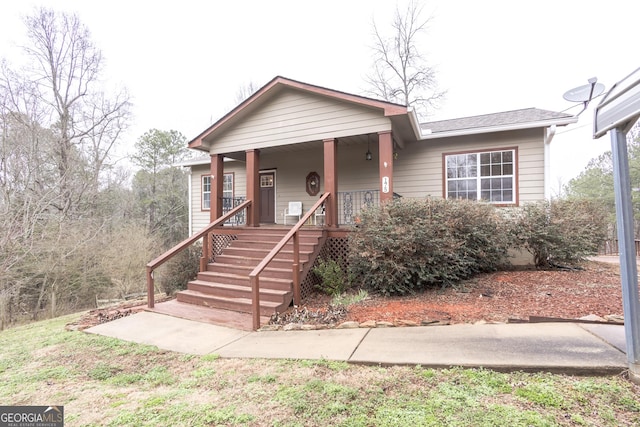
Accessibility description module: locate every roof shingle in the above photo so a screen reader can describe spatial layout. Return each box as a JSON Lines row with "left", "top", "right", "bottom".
{"left": 420, "top": 108, "right": 574, "bottom": 134}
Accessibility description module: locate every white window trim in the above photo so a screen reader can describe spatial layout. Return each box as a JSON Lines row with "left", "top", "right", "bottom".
{"left": 444, "top": 148, "right": 517, "bottom": 205}
{"left": 202, "top": 175, "right": 211, "bottom": 210}
{"left": 202, "top": 173, "right": 234, "bottom": 211}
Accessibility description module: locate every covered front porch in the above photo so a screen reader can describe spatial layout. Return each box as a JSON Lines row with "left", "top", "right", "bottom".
{"left": 205, "top": 131, "right": 399, "bottom": 230}
{"left": 147, "top": 77, "right": 415, "bottom": 329}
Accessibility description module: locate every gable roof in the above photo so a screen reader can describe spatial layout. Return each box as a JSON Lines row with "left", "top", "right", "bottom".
{"left": 418, "top": 108, "right": 577, "bottom": 139}
{"left": 189, "top": 76, "right": 408, "bottom": 151}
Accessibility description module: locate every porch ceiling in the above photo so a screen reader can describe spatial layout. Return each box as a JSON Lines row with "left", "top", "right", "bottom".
{"left": 222, "top": 134, "right": 378, "bottom": 160}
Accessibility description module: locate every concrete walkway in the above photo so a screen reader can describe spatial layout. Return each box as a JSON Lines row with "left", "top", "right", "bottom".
{"left": 86, "top": 311, "right": 629, "bottom": 375}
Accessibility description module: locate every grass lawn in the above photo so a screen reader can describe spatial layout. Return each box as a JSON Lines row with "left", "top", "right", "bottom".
{"left": 1, "top": 313, "right": 639, "bottom": 426}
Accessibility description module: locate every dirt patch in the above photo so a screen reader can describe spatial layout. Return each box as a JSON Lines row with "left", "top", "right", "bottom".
{"left": 67, "top": 295, "right": 172, "bottom": 331}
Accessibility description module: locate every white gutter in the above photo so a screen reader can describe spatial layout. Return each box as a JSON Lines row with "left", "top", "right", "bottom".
{"left": 417, "top": 116, "right": 578, "bottom": 140}
{"left": 543, "top": 125, "right": 557, "bottom": 200}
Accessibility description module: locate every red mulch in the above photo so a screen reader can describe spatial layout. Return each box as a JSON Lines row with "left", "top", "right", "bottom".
{"left": 302, "top": 261, "right": 624, "bottom": 325}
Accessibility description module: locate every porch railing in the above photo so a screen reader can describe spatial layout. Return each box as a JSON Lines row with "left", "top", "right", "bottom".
{"left": 222, "top": 197, "right": 246, "bottom": 225}
{"left": 337, "top": 190, "right": 402, "bottom": 225}
{"left": 249, "top": 193, "right": 330, "bottom": 330}
{"left": 145, "top": 200, "right": 252, "bottom": 308}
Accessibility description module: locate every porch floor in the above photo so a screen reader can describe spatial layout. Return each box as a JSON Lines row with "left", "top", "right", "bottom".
{"left": 147, "top": 299, "right": 270, "bottom": 331}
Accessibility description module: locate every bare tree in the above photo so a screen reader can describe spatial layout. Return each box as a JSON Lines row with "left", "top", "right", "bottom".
{"left": 0, "top": 8, "right": 133, "bottom": 326}
{"left": 20, "top": 8, "right": 131, "bottom": 217}
{"left": 366, "top": 1, "right": 445, "bottom": 118}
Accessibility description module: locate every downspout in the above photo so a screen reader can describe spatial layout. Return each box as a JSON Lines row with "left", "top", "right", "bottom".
{"left": 187, "top": 167, "right": 193, "bottom": 235}
{"left": 543, "top": 125, "right": 557, "bottom": 200}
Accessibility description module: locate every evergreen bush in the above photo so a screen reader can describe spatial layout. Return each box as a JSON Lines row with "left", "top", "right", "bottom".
{"left": 511, "top": 199, "right": 608, "bottom": 268}
{"left": 347, "top": 198, "right": 512, "bottom": 295}
{"left": 313, "top": 258, "right": 351, "bottom": 296}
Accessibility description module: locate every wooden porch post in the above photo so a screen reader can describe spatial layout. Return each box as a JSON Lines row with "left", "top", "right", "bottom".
{"left": 246, "top": 149, "right": 260, "bottom": 227}
{"left": 210, "top": 154, "right": 224, "bottom": 222}
{"left": 378, "top": 131, "right": 394, "bottom": 203}
{"left": 323, "top": 138, "right": 338, "bottom": 227}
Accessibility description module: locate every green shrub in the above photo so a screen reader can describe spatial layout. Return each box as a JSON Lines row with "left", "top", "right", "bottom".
{"left": 347, "top": 198, "right": 512, "bottom": 295}
{"left": 511, "top": 199, "right": 608, "bottom": 268}
{"left": 313, "top": 258, "right": 351, "bottom": 296}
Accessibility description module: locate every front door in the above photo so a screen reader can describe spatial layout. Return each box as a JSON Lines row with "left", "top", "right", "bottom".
{"left": 259, "top": 171, "right": 275, "bottom": 223}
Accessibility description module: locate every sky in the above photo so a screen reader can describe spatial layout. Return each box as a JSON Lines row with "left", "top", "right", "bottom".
{"left": 1, "top": 0, "right": 639, "bottom": 190}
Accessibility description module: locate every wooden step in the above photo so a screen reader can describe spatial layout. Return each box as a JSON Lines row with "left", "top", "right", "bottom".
{"left": 213, "top": 254, "right": 295, "bottom": 270}
{"left": 228, "top": 240, "right": 317, "bottom": 251}
{"left": 196, "top": 271, "right": 293, "bottom": 291}
{"left": 222, "top": 246, "right": 313, "bottom": 260}
{"left": 207, "top": 263, "right": 297, "bottom": 280}
{"left": 235, "top": 233, "right": 322, "bottom": 244}
{"left": 176, "top": 289, "right": 288, "bottom": 316}
{"left": 187, "top": 280, "right": 291, "bottom": 303}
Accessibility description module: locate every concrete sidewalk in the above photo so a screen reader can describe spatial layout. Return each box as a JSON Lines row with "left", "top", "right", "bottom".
{"left": 86, "top": 312, "right": 629, "bottom": 375}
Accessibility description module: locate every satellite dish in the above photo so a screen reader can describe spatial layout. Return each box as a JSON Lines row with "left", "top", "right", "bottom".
{"left": 562, "top": 77, "right": 606, "bottom": 116}
{"left": 563, "top": 82, "right": 605, "bottom": 102}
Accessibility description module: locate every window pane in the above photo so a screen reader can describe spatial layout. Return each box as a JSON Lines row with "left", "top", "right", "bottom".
{"left": 491, "top": 178, "right": 502, "bottom": 189}
{"left": 447, "top": 157, "right": 457, "bottom": 178}
{"left": 480, "top": 165, "right": 490, "bottom": 176}
{"left": 468, "top": 190, "right": 477, "bottom": 200}
{"left": 481, "top": 179, "right": 490, "bottom": 190}
{"left": 480, "top": 153, "right": 490, "bottom": 165}
{"left": 492, "top": 164, "right": 502, "bottom": 176}
{"left": 481, "top": 190, "right": 490, "bottom": 201}
{"left": 449, "top": 180, "right": 458, "bottom": 191}
{"left": 503, "top": 151, "right": 513, "bottom": 162}
{"left": 503, "top": 178, "right": 513, "bottom": 189}
{"left": 491, "top": 152, "right": 501, "bottom": 163}
{"left": 503, "top": 190, "right": 513, "bottom": 201}
{"left": 503, "top": 164, "right": 513, "bottom": 175}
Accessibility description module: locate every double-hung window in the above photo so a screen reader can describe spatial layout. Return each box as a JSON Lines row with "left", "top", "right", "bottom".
{"left": 202, "top": 173, "right": 234, "bottom": 210}
{"left": 444, "top": 148, "right": 516, "bottom": 204}
{"left": 202, "top": 175, "right": 211, "bottom": 210}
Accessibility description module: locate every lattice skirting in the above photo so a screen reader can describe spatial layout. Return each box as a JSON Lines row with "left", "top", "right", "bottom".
{"left": 210, "top": 233, "right": 238, "bottom": 262}
{"left": 208, "top": 232, "right": 351, "bottom": 302}
{"left": 301, "top": 237, "right": 351, "bottom": 299}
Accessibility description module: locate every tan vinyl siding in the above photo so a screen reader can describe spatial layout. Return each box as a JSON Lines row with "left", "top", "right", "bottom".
{"left": 190, "top": 161, "right": 247, "bottom": 233}
{"left": 208, "top": 90, "right": 391, "bottom": 153}
{"left": 393, "top": 128, "right": 545, "bottom": 203}
{"left": 189, "top": 128, "right": 547, "bottom": 229}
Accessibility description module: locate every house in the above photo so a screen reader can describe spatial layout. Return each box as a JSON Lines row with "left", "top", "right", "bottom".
{"left": 147, "top": 76, "right": 578, "bottom": 330}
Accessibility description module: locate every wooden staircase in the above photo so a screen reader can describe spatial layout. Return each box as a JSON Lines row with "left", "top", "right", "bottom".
{"left": 155, "top": 227, "right": 325, "bottom": 329}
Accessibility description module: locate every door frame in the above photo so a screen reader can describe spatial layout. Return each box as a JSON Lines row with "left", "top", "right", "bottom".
{"left": 259, "top": 169, "right": 277, "bottom": 223}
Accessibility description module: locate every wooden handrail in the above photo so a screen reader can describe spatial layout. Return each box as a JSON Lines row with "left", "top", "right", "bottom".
{"left": 248, "top": 193, "right": 330, "bottom": 330}
{"left": 146, "top": 200, "right": 251, "bottom": 308}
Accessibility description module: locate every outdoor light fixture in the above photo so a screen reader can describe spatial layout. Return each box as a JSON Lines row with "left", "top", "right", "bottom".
{"left": 366, "top": 135, "right": 372, "bottom": 161}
